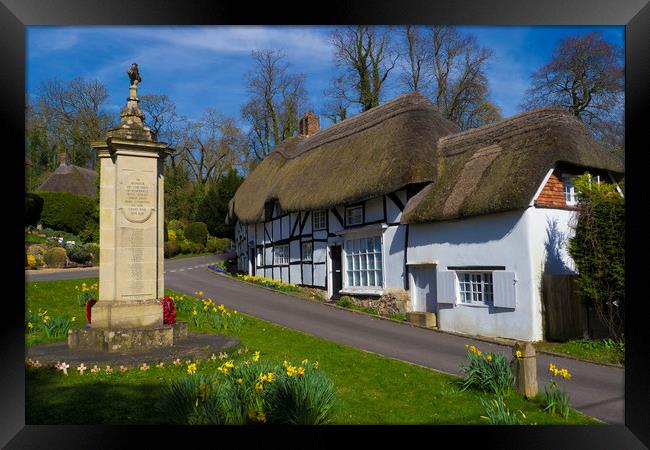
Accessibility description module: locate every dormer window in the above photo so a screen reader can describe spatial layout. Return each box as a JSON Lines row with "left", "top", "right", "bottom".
{"left": 562, "top": 175, "right": 577, "bottom": 206}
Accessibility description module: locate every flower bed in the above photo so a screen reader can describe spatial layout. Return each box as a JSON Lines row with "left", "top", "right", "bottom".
{"left": 235, "top": 274, "right": 301, "bottom": 293}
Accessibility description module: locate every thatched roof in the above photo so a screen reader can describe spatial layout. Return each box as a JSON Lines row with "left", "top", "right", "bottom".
{"left": 38, "top": 163, "right": 98, "bottom": 197}
{"left": 401, "top": 108, "right": 625, "bottom": 224}
{"left": 228, "top": 92, "right": 460, "bottom": 224}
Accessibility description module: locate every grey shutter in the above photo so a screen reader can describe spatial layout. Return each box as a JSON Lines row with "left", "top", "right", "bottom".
{"left": 493, "top": 271, "right": 516, "bottom": 308}
{"left": 436, "top": 270, "right": 457, "bottom": 304}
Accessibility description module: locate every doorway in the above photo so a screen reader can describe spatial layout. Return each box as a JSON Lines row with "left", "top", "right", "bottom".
{"left": 329, "top": 245, "right": 342, "bottom": 300}
{"left": 410, "top": 265, "right": 437, "bottom": 312}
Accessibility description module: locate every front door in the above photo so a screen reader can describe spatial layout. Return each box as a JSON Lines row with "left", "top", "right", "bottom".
{"left": 330, "top": 245, "right": 342, "bottom": 299}
{"left": 411, "top": 265, "right": 437, "bottom": 312}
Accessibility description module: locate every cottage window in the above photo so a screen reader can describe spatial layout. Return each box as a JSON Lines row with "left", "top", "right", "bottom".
{"left": 562, "top": 175, "right": 577, "bottom": 206}
{"left": 458, "top": 272, "right": 493, "bottom": 305}
{"left": 274, "top": 244, "right": 289, "bottom": 265}
{"left": 256, "top": 247, "right": 264, "bottom": 267}
{"left": 344, "top": 236, "right": 383, "bottom": 288}
{"left": 345, "top": 205, "right": 363, "bottom": 226}
{"left": 312, "top": 210, "right": 327, "bottom": 230}
{"left": 302, "top": 241, "right": 313, "bottom": 261}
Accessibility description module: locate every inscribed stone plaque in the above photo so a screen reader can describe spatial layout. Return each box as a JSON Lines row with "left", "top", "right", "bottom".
{"left": 120, "top": 171, "right": 155, "bottom": 223}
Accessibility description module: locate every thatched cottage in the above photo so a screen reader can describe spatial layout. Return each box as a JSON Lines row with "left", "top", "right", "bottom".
{"left": 38, "top": 153, "right": 98, "bottom": 197}
{"left": 227, "top": 92, "right": 623, "bottom": 341}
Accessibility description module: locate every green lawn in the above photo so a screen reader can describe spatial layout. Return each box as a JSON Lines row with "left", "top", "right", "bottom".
{"left": 534, "top": 339, "right": 624, "bottom": 366}
{"left": 167, "top": 251, "right": 216, "bottom": 260}
{"left": 25, "top": 278, "right": 601, "bottom": 425}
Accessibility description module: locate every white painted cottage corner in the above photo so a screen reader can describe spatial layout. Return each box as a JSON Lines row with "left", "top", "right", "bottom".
{"left": 226, "top": 92, "right": 624, "bottom": 342}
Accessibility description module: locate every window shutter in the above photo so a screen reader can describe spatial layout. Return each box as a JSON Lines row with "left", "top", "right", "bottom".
{"left": 436, "top": 271, "right": 457, "bottom": 304}
{"left": 493, "top": 271, "right": 516, "bottom": 308}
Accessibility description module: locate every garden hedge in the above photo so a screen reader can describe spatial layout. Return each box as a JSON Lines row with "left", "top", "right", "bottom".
{"left": 36, "top": 192, "right": 98, "bottom": 236}
{"left": 25, "top": 193, "right": 44, "bottom": 226}
{"left": 185, "top": 222, "right": 208, "bottom": 245}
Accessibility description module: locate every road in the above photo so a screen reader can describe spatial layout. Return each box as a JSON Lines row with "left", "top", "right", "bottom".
{"left": 26, "top": 254, "right": 625, "bottom": 424}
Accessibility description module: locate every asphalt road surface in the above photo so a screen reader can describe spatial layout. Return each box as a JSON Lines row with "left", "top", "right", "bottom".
{"left": 26, "top": 254, "right": 625, "bottom": 424}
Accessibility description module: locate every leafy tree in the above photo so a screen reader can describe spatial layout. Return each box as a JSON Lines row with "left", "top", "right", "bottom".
{"left": 567, "top": 173, "right": 624, "bottom": 340}
{"left": 196, "top": 168, "right": 243, "bottom": 239}
{"left": 32, "top": 77, "right": 114, "bottom": 170}
{"left": 164, "top": 162, "right": 198, "bottom": 223}
{"left": 328, "top": 26, "right": 398, "bottom": 112}
{"left": 521, "top": 32, "right": 624, "bottom": 154}
{"left": 241, "top": 49, "right": 309, "bottom": 162}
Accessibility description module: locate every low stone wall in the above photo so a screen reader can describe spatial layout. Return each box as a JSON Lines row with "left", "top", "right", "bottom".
{"left": 338, "top": 289, "right": 411, "bottom": 317}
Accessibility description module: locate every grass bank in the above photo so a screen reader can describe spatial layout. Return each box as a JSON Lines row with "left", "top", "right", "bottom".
{"left": 25, "top": 278, "right": 600, "bottom": 425}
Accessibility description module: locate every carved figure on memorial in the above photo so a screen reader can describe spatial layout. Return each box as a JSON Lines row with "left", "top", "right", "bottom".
{"left": 128, "top": 63, "right": 142, "bottom": 86}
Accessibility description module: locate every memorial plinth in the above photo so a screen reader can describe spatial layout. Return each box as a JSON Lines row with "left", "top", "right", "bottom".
{"left": 68, "top": 64, "right": 181, "bottom": 352}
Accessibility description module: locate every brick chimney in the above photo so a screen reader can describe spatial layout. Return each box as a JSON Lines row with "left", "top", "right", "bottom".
{"left": 299, "top": 111, "right": 320, "bottom": 137}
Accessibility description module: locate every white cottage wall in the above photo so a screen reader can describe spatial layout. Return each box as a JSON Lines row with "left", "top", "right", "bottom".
{"left": 408, "top": 209, "right": 542, "bottom": 341}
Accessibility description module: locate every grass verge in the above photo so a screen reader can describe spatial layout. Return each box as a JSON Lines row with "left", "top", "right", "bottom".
{"left": 534, "top": 339, "right": 624, "bottom": 366}
{"left": 25, "top": 278, "right": 600, "bottom": 425}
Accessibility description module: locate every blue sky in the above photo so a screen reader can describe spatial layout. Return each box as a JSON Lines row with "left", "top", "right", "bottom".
{"left": 26, "top": 25, "right": 624, "bottom": 130}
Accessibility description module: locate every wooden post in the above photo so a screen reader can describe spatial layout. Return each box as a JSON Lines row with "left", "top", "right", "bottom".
{"left": 513, "top": 342, "right": 538, "bottom": 398}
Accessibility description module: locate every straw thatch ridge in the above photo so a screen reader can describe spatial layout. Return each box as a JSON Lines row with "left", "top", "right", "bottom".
{"left": 401, "top": 108, "right": 624, "bottom": 224}
{"left": 228, "top": 92, "right": 460, "bottom": 224}
{"left": 38, "top": 164, "right": 98, "bottom": 197}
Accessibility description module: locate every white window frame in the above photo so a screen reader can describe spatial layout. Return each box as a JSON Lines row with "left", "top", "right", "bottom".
{"left": 302, "top": 241, "right": 313, "bottom": 261}
{"left": 312, "top": 210, "right": 327, "bottom": 231}
{"left": 342, "top": 234, "right": 383, "bottom": 291}
{"left": 457, "top": 271, "right": 494, "bottom": 307}
{"left": 274, "top": 244, "right": 289, "bottom": 266}
{"left": 345, "top": 205, "right": 363, "bottom": 226}
{"left": 562, "top": 175, "right": 577, "bottom": 206}
{"left": 256, "top": 247, "right": 264, "bottom": 268}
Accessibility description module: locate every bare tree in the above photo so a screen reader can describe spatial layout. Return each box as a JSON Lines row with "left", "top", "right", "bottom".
{"left": 400, "top": 25, "right": 433, "bottom": 93}
{"left": 241, "top": 49, "right": 308, "bottom": 162}
{"left": 178, "top": 108, "right": 246, "bottom": 192}
{"left": 140, "top": 94, "right": 185, "bottom": 165}
{"left": 429, "top": 26, "right": 501, "bottom": 130}
{"left": 521, "top": 32, "right": 624, "bottom": 154}
{"left": 329, "top": 26, "right": 399, "bottom": 112}
{"left": 322, "top": 75, "right": 350, "bottom": 124}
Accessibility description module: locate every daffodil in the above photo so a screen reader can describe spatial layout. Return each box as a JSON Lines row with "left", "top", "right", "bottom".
{"left": 236, "top": 378, "right": 243, "bottom": 385}
{"left": 516, "top": 350, "right": 523, "bottom": 358}
{"left": 297, "top": 367, "right": 305, "bottom": 377}
{"left": 252, "top": 351, "right": 260, "bottom": 362}
{"left": 187, "top": 363, "right": 197, "bottom": 375}
{"left": 286, "top": 365, "right": 296, "bottom": 377}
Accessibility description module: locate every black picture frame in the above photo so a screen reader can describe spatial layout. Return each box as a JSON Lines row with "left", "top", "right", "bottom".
{"left": 2, "top": 0, "right": 648, "bottom": 447}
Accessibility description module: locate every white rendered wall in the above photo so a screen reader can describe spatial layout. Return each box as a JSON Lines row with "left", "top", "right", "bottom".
{"left": 408, "top": 208, "right": 543, "bottom": 341}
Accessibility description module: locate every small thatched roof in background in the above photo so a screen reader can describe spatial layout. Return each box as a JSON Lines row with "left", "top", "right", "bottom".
{"left": 401, "top": 108, "right": 625, "bottom": 224}
{"left": 229, "top": 92, "right": 460, "bottom": 224}
{"left": 38, "top": 163, "right": 98, "bottom": 197}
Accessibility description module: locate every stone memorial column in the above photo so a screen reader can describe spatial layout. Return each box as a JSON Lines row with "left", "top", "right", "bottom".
{"left": 68, "top": 64, "right": 178, "bottom": 352}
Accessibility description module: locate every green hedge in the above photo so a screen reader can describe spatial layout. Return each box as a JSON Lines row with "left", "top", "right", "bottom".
{"left": 185, "top": 222, "right": 208, "bottom": 245}
{"left": 26, "top": 193, "right": 44, "bottom": 226}
{"left": 36, "top": 192, "right": 98, "bottom": 236}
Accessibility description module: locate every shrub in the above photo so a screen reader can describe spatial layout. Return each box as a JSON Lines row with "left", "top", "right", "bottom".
{"left": 44, "top": 247, "right": 67, "bottom": 268}
{"left": 26, "top": 244, "right": 47, "bottom": 268}
{"left": 567, "top": 173, "right": 624, "bottom": 340}
{"left": 164, "top": 241, "right": 180, "bottom": 258}
{"left": 185, "top": 222, "right": 208, "bottom": 245}
{"left": 208, "top": 237, "right": 231, "bottom": 253}
{"left": 65, "top": 243, "right": 93, "bottom": 264}
{"left": 336, "top": 296, "right": 353, "bottom": 308}
{"left": 179, "top": 240, "right": 193, "bottom": 254}
{"left": 25, "top": 193, "right": 44, "bottom": 226}
{"left": 87, "top": 243, "right": 100, "bottom": 265}
{"left": 37, "top": 191, "right": 97, "bottom": 235}
{"left": 168, "top": 220, "right": 186, "bottom": 241}
{"left": 168, "top": 229, "right": 177, "bottom": 242}
{"left": 479, "top": 396, "right": 525, "bottom": 425}
{"left": 459, "top": 345, "right": 514, "bottom": 397}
